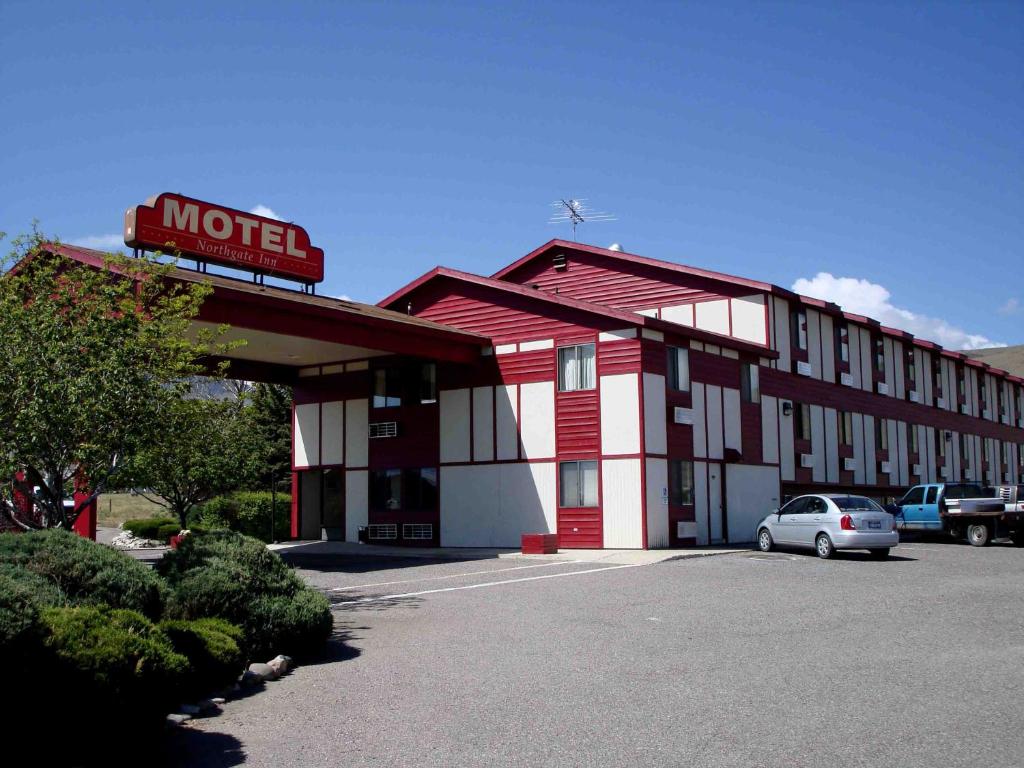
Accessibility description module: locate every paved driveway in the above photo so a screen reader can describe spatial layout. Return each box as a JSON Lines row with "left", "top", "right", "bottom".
{"left": 163, "top": 542, "right": 1024, "bottom": 768}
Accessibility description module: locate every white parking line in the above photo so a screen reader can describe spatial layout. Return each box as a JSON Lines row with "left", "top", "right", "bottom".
{"left": 338, "top": 562, "right": 646, "bottom": 605}
{"left": 330, "top": 559, "right": 583, "bottom": 592}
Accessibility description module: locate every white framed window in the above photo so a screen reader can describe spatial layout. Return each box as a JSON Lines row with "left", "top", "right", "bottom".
{"left": 557, "top": 344, "right": 596, "bottom": 392}
{"left": 667, "top": 346, "right": 690, "bottom": 392}
{"left": 559, "top": 460, "right": 599, "bottom": 507}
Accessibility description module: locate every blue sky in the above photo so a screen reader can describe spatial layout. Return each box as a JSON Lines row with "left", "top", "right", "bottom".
{"left": 2, "top": 1, "right": 1021, "bottom": 348}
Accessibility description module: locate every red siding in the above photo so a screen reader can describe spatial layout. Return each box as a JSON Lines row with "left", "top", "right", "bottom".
{"left": 556, "top": 389, "right": 599, "bottom": 457}
{"left": 558, "top": 508, "right": 602, "bottom": 549}
{"left": 496, "top": 349, "right": 556, "bottom": 384}
{"left": 406, "top": 278, "right": 623, "bottom": 345}
{"left": 598, "top": 338, "right": 642, "bottom": 375}
{"left": 500, "top": 249, "right": 756, "bottom": 310}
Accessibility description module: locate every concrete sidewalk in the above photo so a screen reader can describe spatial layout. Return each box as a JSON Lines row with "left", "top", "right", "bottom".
{"left": 268, "top": 539, "right": 749, "bottom": 565}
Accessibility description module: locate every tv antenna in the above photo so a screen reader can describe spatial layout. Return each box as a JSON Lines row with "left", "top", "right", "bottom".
{"left": 548, "top": 198, "right": 616, "bottom": 241}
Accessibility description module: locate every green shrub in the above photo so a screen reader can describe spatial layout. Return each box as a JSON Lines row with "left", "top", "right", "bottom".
{"left": 0, "top": 529, "right": 166, "bottom": 619}
{"left": 233, "top": 491, "right": 292, "bottom": 542}
{"left": 0, "top": 566, "right": 57, "bottom": 656}
{"left": 159, "top": 618, "right": 245, "bottom": 696}
{"left": 123, "top": 516, "right": 178, "bottom": 539}
{"left": 192, "top": 492, "right": 291, "bottom": 542}
{"left": 157, "top": 522, "right": 183, "bottom": 541}
{"left": 158, "top": 531, "right": 331, "bottom": 658}
{"left": 246, "top": 589, "right": 333, "bottom": 659}
{"left": 40, "top": 606, "right": 189, "bottom": 719}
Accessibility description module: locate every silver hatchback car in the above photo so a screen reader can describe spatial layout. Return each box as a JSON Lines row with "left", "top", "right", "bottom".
{"left": 756, "top": 494, "right": 899, "bottom": 559}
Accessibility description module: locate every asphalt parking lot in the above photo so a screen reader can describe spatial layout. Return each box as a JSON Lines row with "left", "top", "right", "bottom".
{"left": 165, "top": 541, "right": 1024, "bottom": 768}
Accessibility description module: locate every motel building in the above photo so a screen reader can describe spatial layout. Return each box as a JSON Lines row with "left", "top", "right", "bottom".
{"left": 48, "top": 194, "right": 1024, "bottom": 548}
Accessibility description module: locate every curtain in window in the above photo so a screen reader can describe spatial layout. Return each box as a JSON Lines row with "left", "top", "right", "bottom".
{"left": 579, "top": 344, "right": 596, "bottom": 390}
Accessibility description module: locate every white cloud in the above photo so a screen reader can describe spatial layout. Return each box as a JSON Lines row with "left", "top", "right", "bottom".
{"left": 997, "top": 298, "right": 1020, "bottom": 316}
{"left": 69, "top": 233, "right": 126, "bottom": 251}
{"left": 335, "top": 294, "right": 353, "bottom": 301}
{"left": 791, "top": 272, "right": 1004, "bottom": 351}
{"left": 249, "top": 204, "right": 283, "bottom": 221}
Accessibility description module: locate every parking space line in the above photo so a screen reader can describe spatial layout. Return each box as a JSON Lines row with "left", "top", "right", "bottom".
{"left": 340, "top": 562, "right": 645, "bottom": 604}
{"left": 330, "top": 559, "right": 584, "bottom": 592}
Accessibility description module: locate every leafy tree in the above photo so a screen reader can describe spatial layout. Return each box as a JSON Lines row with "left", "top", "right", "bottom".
{"left": 242, "top": 382, "right": 292, "bottom": 491}
{"left": 125, "top": 397, "right": 252, "bottom": 529}
{"left": 0, "top": 231, "right": 229, "bottom": 530}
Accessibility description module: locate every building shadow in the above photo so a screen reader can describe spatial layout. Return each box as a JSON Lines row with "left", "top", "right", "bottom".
{"left": 157, "top": 730, "right": 246, "bottom": 768}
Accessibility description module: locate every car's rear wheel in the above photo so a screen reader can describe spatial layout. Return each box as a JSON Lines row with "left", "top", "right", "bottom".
{"left": 868, "top": 548, "right": 890, "bottom": 559}
{"left": 757, "top": 528, "right": 773, "bottom": 552}
{"left": 815, "top": 534, "right": 834, "bottom": 559}
{"left": 967, "top": 523, "right": 990, "bottom": 547}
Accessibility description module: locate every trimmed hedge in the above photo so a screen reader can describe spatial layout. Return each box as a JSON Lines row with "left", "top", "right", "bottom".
{"left": 123, "top": 516, "right": 178, "bottom": 539}
{"left": 41, "top": 606, "right": 189, "bottom": 720}
{"left": 159, "top": 618, "right": 245, "bottom": 697}
{"left": 0, "top": 529, "right": 165, "bottom": 619}
{"left": 191, "top": 492, "right": 291, "bottom": 542}
{"left": 158, "top": 531, "right": 331, "bottom": 659}
{"left": 0, "top": 566, "right": 58, "bottom": 657}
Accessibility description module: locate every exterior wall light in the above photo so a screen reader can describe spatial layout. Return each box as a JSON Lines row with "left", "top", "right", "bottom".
{"left": 782, "top": 401, "right": 793, "bottom": 417}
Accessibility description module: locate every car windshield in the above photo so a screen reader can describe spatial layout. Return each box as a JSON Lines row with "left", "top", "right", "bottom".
{"left": 944, "top": 484, "right": 985, "bottom": 499}
{"left": 832, "top": 496, "right": 884, "bottom": 512}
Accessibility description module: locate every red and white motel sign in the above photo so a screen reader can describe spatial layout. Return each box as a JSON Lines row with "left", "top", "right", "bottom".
{"left": 124, "top": 193, "right": 325, "bottom": 283}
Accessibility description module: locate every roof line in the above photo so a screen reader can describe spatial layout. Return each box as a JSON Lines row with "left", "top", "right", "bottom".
{"left": 380, "top": 265, "right": 779, "bottom": 357}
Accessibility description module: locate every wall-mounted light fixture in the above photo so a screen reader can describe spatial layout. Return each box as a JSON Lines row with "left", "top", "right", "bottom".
{"left": 782, "top": 401, "right": 793, "bottom": 417}
{"left": 944, "top": 430, "right": 953, "bottom": 442}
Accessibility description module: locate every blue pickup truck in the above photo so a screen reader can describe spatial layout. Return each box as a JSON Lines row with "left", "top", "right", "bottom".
{"left": 890, "top": 482, "right": 1023, "bottom": 547}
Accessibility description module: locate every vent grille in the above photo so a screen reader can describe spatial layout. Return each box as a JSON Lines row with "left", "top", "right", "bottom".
{"left": 402, "top": 524, "right": 433, "bottom": 540}
{"left": 368, "top": 524, "right": 397, "bottom": 540}
{"left": 369, "top": 421, "right": 398, "bottom": 439}
{"left": 998, "top": 487, "right": 1011, "bottom": 502}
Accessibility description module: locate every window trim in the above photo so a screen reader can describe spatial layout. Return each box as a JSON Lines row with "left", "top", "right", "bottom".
{"left": 558, "top": 460, "right": 599, "bottom": 508}
{"left": 557, "top": 343, "right": 596, "bottom": 393}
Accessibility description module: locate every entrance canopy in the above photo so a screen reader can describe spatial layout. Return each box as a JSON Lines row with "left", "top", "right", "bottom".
{"left": 51, "top": 244, "right": 488, "bottom": 382}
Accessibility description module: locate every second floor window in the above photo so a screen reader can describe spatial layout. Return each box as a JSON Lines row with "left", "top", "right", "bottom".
{"left": 910, "top": 426, "right": 919, "bottom": 455}
{"left": 876, "top": 418, "right": 889, "bottom": 452}
{"left": 373, "top": 369, "right": 402, "bottom": 408}
{"left": 558, "top": 344, "right": 596, "bottom": 392}
{"left": 839, "top": 411, "right": 853, "bottom": 446}
{"left": 667, "top": 347, "right": 690, "bottom": 392}
{"left": 794, "top": 402, "right": 811, "bottom": 442}
{"left": 835, "top": 324, "right": 849, "bottom": 364}
{"left": 874, "top": 338, "right": 885, "bottom": 374}
{"left": 791, "top": 309, "right": 807, "bottom": 351}
{"left": 740, "top": 363, "right": 760, "bottom": 403}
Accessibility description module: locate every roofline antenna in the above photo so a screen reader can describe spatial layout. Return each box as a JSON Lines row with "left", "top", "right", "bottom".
{"left": 548, "top": 198, "right": 616, "bottom": 241}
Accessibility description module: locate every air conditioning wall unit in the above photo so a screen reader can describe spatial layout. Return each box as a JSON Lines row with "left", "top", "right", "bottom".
{"left": 843, "top": 457, "right": 857, "bottom": 471}
{"left": 368, "top": 421, "right": 399, "bottom": 439}
{"left": 877, "top": 382, "right": 890, "bottom": 396}
{"left": 960, "top": 404, "right": 970, "bottom": 415}
{"left": 940, "top": 467, "right": 950, "bottom": 478}
{"left": 880, "top": 460, "right": 892, "bottom": 474}
{"left": 840, "top": 372, "right": 854, "bottom": 387}
{"left": 908, "top": 391, "right": 920, "bottom": 403}
{"left": 800, "top": 454, "right": 815, "bottom": 468}
{"left": 796, "top": 361, "right": 813, "bottom": 377}
{"left": 912, "top": 463, "right": 922, "bottom": 476}
{"left": 673, "top": 407, "right": 694, "bottom": 425}
{"left": 936, "top": 397, "right": 947, "bottom": 409}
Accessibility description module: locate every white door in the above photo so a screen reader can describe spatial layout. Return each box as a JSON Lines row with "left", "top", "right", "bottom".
{"left": 725, "top": 464, "right": 782, "bottom": 544}
{"left": 709, "top": 465, "right": 723, "bottom": 544}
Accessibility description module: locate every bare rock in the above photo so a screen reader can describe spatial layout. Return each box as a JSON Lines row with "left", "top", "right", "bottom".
{"left": 166, "top": 713, "right": 192, "bottom": 725}
{"left": 248, "top": 662, "right": 276, "bottom": 681}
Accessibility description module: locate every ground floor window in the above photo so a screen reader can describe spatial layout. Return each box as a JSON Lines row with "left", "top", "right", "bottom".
{"left": 370, "top": 467, "right": 438, "bottom": 511}
{"left": 559, "top": 460, "right": 598, "bottom": 507}
{"left": 669, "top": 460, "right": 694, "bottom": 506}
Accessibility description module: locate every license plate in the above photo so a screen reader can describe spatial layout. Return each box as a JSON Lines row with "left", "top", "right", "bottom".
{"left": 867, "top": 520, "right": 881, "bottom": 530}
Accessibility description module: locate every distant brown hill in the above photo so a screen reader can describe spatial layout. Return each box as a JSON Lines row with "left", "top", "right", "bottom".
{"left": 962, "top": 345, "right": 1024, "bottom": 377}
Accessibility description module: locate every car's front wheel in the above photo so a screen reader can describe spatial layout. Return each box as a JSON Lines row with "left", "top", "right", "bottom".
{"left": 757, "top": 528, "right": 773, "bottom": 552}
{"left": 868, "top": 548, "right": 890, "bottom": 559}
{"left": 967, "top": 523, "right": 990, "bottom": 547}
{"left": 815, "top": 534, "right": 835, "bottom": 559}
